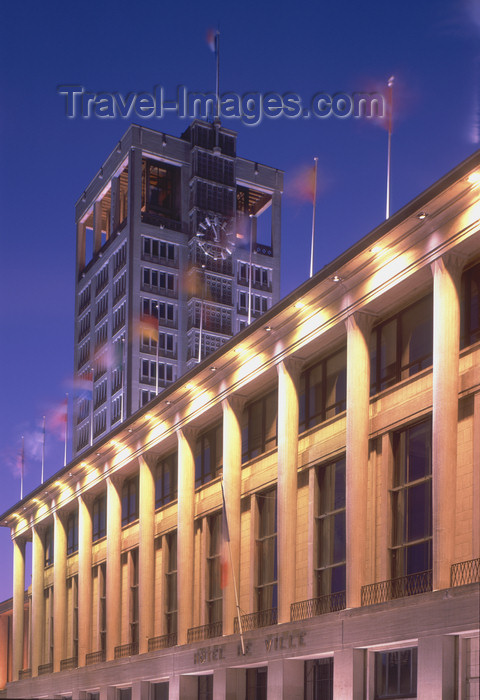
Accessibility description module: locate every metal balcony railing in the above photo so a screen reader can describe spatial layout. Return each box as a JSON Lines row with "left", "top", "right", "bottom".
{"left": 18, "top": 668, "right": 31, "bottom": 679}
{"left": 60, "top": 656, "right": 77, "bottom": 671}
{"left": 451, "top": 558, "right": 480, "bottom": 587}
{"left": 85, "top": 650, "right": 105, "bottom": 665}
{"left": 38, "top": 662, "right": 53, "bottom": 676}
{"left": 148, "top": 633, "right": 177, "bottom": 652}
{"left": 187, "top": 621, "right": 222, "bottom": 643}
{"left": 233, "top": 608, "right": 277, "bottom": 633}
{"left": 361, "top": 570, "right": 432, "bottom": 606}
{"left": 290, "top": 591, "right": 346, "bottom": 622}
{"left": 114, "top": 642, "right": 138, "bottom": 659}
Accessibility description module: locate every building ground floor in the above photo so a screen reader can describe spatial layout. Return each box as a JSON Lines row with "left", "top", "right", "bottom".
{"left": 2, "top": 583, "right": 478, "bottom": 700}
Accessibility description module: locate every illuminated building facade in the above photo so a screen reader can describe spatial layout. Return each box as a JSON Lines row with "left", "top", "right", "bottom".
{"left": 72, "top": 121, "right": 282, "bottom": 456}
{"left": 0, "top": 152, "right": 479, "bottom": 700}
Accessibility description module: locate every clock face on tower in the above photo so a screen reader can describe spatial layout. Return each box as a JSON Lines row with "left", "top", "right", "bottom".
{"left": 196, "top": 214, "right": 235, "bottom": 260}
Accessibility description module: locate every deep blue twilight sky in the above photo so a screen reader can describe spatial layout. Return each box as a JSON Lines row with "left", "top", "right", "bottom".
{"left": 0, "top": 0, "right": 478, "bottom": 601}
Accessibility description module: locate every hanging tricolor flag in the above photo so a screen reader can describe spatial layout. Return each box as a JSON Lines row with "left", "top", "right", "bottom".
{"left": 206, "top": 28, "right": 218, "bottom": 53}
{"left": 50, "top": 396, "right": 68, "bottom": 433}
{"left": 74, "top": 369, "right": 93, "bottom": 398}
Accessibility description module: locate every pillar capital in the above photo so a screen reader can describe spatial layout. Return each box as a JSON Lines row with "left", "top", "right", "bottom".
{"left": 176, "top": 425, "right": 198, "bottom": 445}
{"left": 138, "top": 452, "right": 156, "bottom": 471}
{"left": 430, "top": 251, "right": 466, "bottom": 287}
{"left": 345, "top": 309, "right": 376, "bottom": 337}
{"left": 78, "top": 491, "right": 95, "bottom": 509}
{"left": 107, "top": 473, "right": 123, "bottom": 491}
{"left": 222, "top": 394, "right": 246, "bottom": 417}
{"left": 277, "top": 356, "right": 303, "bottom": 383}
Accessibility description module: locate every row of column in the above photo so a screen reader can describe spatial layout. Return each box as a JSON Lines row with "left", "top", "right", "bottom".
{"left": 11, "top": 252, "right": 465, "bottom": 680}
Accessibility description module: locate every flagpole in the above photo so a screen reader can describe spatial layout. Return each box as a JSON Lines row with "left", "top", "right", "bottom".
{"left": 20, "top": 436, "right": 24, "bottom": 500}
{"left": 221, "top": 482, "right": 245, "bottom": 655}
{"left": 41, "top": 415, "right": 46, "bottom": 484}
{"left": 386, "top": 76, "right": 394, "bottom": 219}
{"left": 198, "top": 264, "right": 206, "bottom": 363}
{"left": 215, "top": 30, "right": 220, "bottom": 120}
{"left": 247, "top": 215, "right": 253, "bottom": 325}
{"left": 64, "top": 393, "right": 68, "bottom": 466}
{"left": 156, "top": 303, "right": 160, "bottom": 396}
{"left": 309, "top": 157, "right": 318, "bottom": 278}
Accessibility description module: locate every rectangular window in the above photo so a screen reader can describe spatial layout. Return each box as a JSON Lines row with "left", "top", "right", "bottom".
{"left": 165, "top": 532, "right": 177, "bottom": 636}
{"left": 242, "top": 389, "right": 278, "bottom": 463}
{"left": 142, "top": 159, "right": 180, "bottom": 219}
{"left": 198, "top": 675, "right": 213, "bottom": 700}
{"left": 99, "top": 562, "right": 106, "bottom": 654}
{"left": 195, "top": 424, "right": 222, "bottom": 487}
{"left": 256, "top": 488, "right": 277, "bottom": 613}
{"left": 304, "top": 658, "right": 334, "bottom": 700}
{"left": 391, "top": 420, "right": 432, "bottom": 582}
{"left": 461, "top": 261, "right": 480, "bottom": 347}
{"left": 44, "top": 525, "right": 54, "bottom": 567}
{"left": 375, "top": 648, "right": 417, "bottom": 699}
{"left": 299, "top": 348, "right": 346, "bottom": 432}
{"left": 206, "top": 513, "right": 222, "bottom": 626}
{"left": 370, "top": 295, "right": 433, "bottom": 395}
{"left": 315, "top": 458, "right": 346, "bottom": 601}
{"left": 67, "top": 510, "right": 79, "bottom": 555}
{"left": 152, "top": 683, "right": 169, "bottom": 700}
{"left": 155, "top": 452, "right": 178, "bottom": 508}
{"left": 245, "top": 667, "right": 268, "bottom": 700}
{"left": 92, "top": 494, "right": 106, "bottom": 541}
{"left": 129, "top": 548, "right": 139, "bottom": 645}
{"left": 121, "top": 476, "right": 139, "bottom": 526}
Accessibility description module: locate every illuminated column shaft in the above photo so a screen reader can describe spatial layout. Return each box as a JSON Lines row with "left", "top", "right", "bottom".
{"left": 106, "top": 476, "right": 122, "bottom": 660}
{"left": 31, "top": 526, "right": 44, "bottom": 676}
{"left": 12, "top": 536, "right": 25, "bottom": 680}
{"left": 53, "top": 512, "right": 67, "bottom": 671}
{"left": 346, "top": 312, "right": 373, "bottom": 608}
{"left": 177, "top": 428, "right": 196, "bottom": 645}
{"left": 138, "top": 455, "right": 155, "bottom": 653}
{"left": 431, "top": 254, "right": 463, "bottom": 590}
{"left": 222, "top": 396, "right": 244, "bottom": 635}
{"left": 277, "top": 359, "right": 301, "bottom": 623}
{"left": 78, "top": 495, "right": 92, "bottom": 666}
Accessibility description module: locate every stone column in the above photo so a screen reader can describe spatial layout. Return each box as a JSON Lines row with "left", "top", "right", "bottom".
{"left": 169, "top": 675, "right": 198, "bottom": 700}
{"left": 138, "top": 455, "right": 155, "bottom": 654}
{"left": 106, "top": 476, "right": 122, "bottom": 660}
{"left": 276, "top": 359, "right": 302, "bottom": 623}
{"left": 177, "top": 428, "right": 196, "bottom": 645}
{"left": 417, "top": 635, "right": 455, "bottom": 699}
{"left": 345, "top": 312, "right": 373, "bottom": 608}
{"left": 222, "top": 396, "right": 245, "bottom": 635}
{"left": 473, "top": 392, "right": 480, "bottom": 559}
{"left": 333, "top": 648, "right": 365, "bottom": 700}
{"left": 12, "top": 536, "right": 26, "bottom": 679}
{"left": 31, "top": 525, "right": 45, "bottom": 676}
{"left": 78, "top": 494, "right": 93, "bottom": 666}
{"left": 213, "top": 667, "right": 246, "bottom": 700}
{"left": 53, "top": 512, "right": 67, "bottom": 671}
{"left": 431, "top": 254, "right": 463, "bottom": 590}
{"left": 0, "top": 612, "right": 8, "bottom": 688}
{"left": 267, "top": 659, "right": 304, "bottom": 699}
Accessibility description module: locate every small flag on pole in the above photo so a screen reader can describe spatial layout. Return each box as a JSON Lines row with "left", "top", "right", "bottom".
{"left": 206, "top": 28, "right": 217, "bottom": 53}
